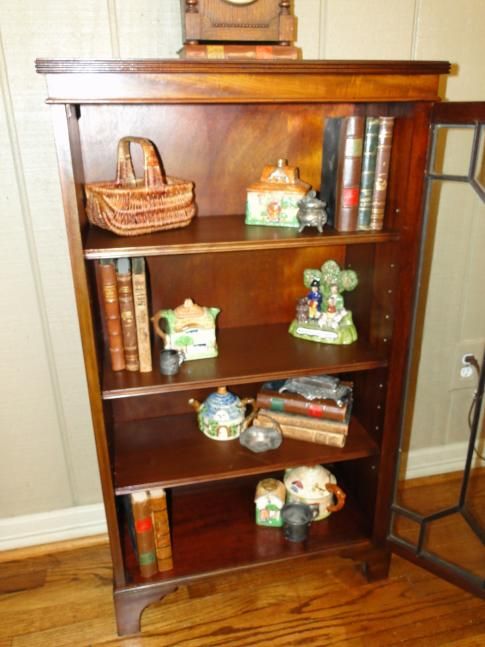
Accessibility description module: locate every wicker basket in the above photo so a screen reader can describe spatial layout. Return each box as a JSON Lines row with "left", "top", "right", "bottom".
{"left": 85, "top": 136, "right": 196, "bottom": 236}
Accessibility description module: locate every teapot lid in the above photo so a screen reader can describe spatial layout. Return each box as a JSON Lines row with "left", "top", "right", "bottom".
{"left": 284, "top": 464, "right": 335, "bottom": 499}
{"left": 204, "top": 386, "right": 240, "bottom": 411}
{"left": 248, "top": 159, "right": 310, "bottom": 195}
{"left": 173, "top": 298, "right": 218, "bottom": 332}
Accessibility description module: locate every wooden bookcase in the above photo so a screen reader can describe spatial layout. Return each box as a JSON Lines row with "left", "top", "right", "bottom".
{"left": 36, "top": 58, "right": 450, "bottom": 635}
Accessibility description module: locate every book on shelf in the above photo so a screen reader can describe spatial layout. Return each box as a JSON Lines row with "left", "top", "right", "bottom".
{"left": 132, "top": 257, "right": 152, "bottom": 373}
{"left": 369, "top": 116, "right": 395, "bottom": 231}
{"left": 98, "top": 259, "right": 125, "bottom": 372}
{"left": 179, "top": 44, "right": 300, "bottom": 60}
{"left": 357, "top": 117, "right": 380, "bottom": 230}
{"left": 319, "top": 117, "right": 343, "bottom": 228}
{"left": 335, "top": 116, "right": 365, "bottom": 232}
{"left": 255, "top": 409, "right": 350, "bottom": 448}
{"left": 116, "top": 258, "right": 139, "bottom": 372}
{"left": 130, "top": 491, "right": 158, "bottom": 578}
{"left": 256, "top": 380, "right": 349, "bottom": 422}
{"left": 148, "top": 487, "right": 173, "bottom": 573}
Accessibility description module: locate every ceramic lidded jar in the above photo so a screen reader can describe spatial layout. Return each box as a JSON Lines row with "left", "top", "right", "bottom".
{"left": 188, "top": 387, "right": 254, "bottom": 441}
{"left": 284, "top": 464, "right": 346, "bottom": 521}
{"left": 245, "top": 159, "right": 310, "bottom": 228}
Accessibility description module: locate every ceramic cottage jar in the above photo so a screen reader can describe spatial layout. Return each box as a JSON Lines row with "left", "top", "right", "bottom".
{"left": 245, "top": 159, "right": 310, "bottom": 228}
{"left": 188, "top": 387, "right": 255, "bottom": 441}
{"left": 284, "top": 464, "right": 346, "bottom": 521}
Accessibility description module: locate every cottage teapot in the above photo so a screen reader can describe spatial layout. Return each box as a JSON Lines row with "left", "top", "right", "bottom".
{"left": 188, "top": 387, "right": 255, "bottom": 441}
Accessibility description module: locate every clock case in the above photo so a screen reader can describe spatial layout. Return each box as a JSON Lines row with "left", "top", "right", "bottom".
{"left": 181, "top": 0, "right": 296, "bottom": 45}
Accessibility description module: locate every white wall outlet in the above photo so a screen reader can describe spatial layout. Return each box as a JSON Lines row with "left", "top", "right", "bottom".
{"left": 450, "top": 338, "right": 484, "bottom": 390}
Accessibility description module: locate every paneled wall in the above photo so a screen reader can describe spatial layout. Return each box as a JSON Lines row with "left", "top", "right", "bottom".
{"left": 0, "top": 0, "right": 484, "bottom": 523}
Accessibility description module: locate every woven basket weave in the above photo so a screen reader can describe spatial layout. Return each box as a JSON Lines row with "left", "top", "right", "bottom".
{"left": 85, "top": 136, "right": 196, "bottom": 236}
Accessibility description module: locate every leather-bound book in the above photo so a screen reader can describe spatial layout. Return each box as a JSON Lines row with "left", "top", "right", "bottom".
{"left": 148, "top": 488, "right": 173, "bottom": 572}
{"left": 255, "top": 413, "right": 349, "bottom": 448}
{"left": 116, "top": 258, "right": 139, "bottom": 372}
{"left": 370, "top": 116, "right": 395, "bottom": 231}
{"left": 256, "top": 409, "right": 350, "bottom": 435}
{"left": 98, "top": 259, "right": 125, "bottom": 372}
{"left": 319, "top": 117, "right": 343, "bottom": 228}
{"left": 335, "top": 116, "right": 364, "bottom": 231}
{"left": 256, "top": 384, "right": 348, "bottom": 422}
{"left": 131, "top": 257, "right": 152, "bottom": 373}
{"left": 357, "top": 117, "right": 380, "bottom": 230}
{"left": 130, "top": 491, "right": 158, "bottom": 578}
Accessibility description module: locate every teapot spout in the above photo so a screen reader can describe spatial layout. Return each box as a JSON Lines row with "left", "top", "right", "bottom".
{"left": 188, "top": 397, "right": 201, "bottom": 412}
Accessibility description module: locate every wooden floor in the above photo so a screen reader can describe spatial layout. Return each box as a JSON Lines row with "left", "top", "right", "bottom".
{"left": 1, "top": 472, "right": 484, "bottom": 646}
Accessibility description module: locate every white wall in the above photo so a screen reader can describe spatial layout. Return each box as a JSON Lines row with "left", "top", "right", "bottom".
{"left": 0, "top": 0, "right": 484, "bottom": 546}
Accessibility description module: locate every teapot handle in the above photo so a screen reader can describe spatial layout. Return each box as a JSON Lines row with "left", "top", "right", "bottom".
{"left": 151, "top": 311, "right": 168, "bottom": 344}
{"left": 325, "top": 483, "right": 346, "bottom": 513}
{"left": 240, "top": 398, "right": 256, "bottom": 429}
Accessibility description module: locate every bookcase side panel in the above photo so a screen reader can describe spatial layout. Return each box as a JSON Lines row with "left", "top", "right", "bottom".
{"left": 49, "top": 103, "right": 126, "bottom": 586}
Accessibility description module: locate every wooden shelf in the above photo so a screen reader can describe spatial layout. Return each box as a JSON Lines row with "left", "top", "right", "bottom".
{"left": 102, "top": 323, "right": 388, "bottom": 399}
{"left": 113, "top": 414, "right": 378, "bottom": 494}
{"left": 120, "top": 476, "right": 371, "bottom": 587}
{"left": 84, "top": 216, "right": 399, "bottom": 259}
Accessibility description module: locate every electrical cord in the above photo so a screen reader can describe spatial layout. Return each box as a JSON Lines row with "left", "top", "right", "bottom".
{"left": 464, "top": 353, "right": 485, "bottom": 462}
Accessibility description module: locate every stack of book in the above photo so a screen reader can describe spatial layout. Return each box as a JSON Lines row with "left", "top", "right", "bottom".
{"left": 97, "top": 256, "right": 152, "bottom": 373}
{"left": 254, "top": 380, "right": 353, "bottom": 448}
{"left": 127, "top": 488, "right": 174, "bottom": 579}
{"left": 320, "top": 115, "right": 395, "bottom": 232}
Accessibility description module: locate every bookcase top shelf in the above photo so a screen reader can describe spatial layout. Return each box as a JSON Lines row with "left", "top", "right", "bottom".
{"left": 84, "top": 216, "right": 400, "bottom": 259}
{"left": 36, "top": 59, "right": 450, "bottom": 104}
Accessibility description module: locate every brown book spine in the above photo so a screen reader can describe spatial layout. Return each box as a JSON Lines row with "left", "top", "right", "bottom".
{"left": 369, "top": 116, "right": 395, "bottom": 231}
{"left": 335, "top": 116, "right": 364, "bottom": 232}
{"left": 130, "top": 491, "right": 158, "bottom": 578}
{"left": 255, "top": 390, "right": 347, "bottom": 421}
{"left": 132, "top": 257, "right": 152, "bottom": 373}
{"left": 116, "top": 258, "right": 139, "bottom": 372}
{"left": 148, "top": 488, "right": 173, "bottom": 572}
{"left": 180, "top": 44, "right": 300, "bottom": 60}
{"left": 98, "top": 260, "right": 125, "bottom": 371}
{"left": 256, "top": 416, "right": 347, "bottom": 448}
{"left": 257, "top": 409, "right": 349, "bottom": 435}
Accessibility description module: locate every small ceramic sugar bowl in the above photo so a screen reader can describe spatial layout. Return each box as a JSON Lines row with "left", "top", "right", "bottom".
{"left": 188, "top": 387, "right": 254, "bottom": 441}
{"left": 284, "top": 464, "right": 346, "bottom": 521}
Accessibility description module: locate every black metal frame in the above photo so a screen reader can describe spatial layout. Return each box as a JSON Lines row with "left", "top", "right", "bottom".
{"left": 389, "top": 119, "right": 485, "bottom": 590}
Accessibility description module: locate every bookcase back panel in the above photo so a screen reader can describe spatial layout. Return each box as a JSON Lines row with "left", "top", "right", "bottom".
{"left": 147, "top": 246, "right": 345, "bottom": 329}
{"left": 78, "top": 103, "right": 357, "bottom": 218}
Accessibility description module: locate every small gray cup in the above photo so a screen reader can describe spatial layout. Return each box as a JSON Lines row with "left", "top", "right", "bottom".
{"left": 159, "top": 349, "right": 185, "bottom": 375}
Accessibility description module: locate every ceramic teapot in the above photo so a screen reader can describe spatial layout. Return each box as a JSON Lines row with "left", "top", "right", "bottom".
{"left": 188, "top": 387, "right": 255, "bottom": 441}
{"left": 152, "top": 298, "right": 220, "bottom": 361}
{"left": 284, "top": 464, "right": 346, "bottom": 521}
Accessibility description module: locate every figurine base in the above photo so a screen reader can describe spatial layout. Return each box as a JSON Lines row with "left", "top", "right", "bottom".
{"left": 288, "top": 315, "right": 358, "bottom": 345}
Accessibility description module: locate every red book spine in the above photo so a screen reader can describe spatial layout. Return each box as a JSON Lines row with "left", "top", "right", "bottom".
{"left": 255, "top": 390, "right": 347, "bottom": 422}
{"left": 98, "top": 260, "right": 125, "bottom": 371}
{"left": 130, "top": 491, "right": 158, "bottom": 578}
{"left": 335, "top": 116, "right": 364, "bottom": 232}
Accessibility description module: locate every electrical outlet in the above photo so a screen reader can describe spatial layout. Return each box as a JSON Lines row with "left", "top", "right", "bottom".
{"left": 450, "top": 338, "right": 484, "bottom": 390}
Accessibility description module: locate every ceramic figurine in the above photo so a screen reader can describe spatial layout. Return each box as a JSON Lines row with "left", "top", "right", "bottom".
{"left": 245, "top": 159, "right": 310, "bottom": 228}
{"left": 188, "top": 386, "right": 254, "bottom": 441}
{"left": 284, "top": 464, "right": 346, "bottom": 521}
{"left": 152, "top": 298, "right": 220, "bottom": 361}
{"left": 254, "top": 478, "right": 286, "bottom": 527}
{"left": 296, "top": 190, "right": 327, "bottom": 233}
{"left": 288, "top": 260, "right": 358, "bottom": 345}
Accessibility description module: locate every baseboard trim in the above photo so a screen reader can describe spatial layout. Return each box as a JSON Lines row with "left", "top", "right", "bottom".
{"left": 1, "top": 442, "right": 483, "bottom": 551}
{"left": 0, "top": 503, "right": 107, "bottom": 552}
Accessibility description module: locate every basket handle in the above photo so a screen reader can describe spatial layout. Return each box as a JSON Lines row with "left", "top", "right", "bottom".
{"left": 116, "top": 136, "right": 166, "bottom": 188}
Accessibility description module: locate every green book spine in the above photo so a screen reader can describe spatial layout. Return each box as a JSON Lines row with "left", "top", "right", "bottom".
{"left": 357, "top": 117, "right": 379, "bottom": 230}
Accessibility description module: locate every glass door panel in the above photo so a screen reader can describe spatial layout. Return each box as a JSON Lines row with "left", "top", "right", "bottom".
{"left": 390, "top": 104, "right": 485, "bottom": 594}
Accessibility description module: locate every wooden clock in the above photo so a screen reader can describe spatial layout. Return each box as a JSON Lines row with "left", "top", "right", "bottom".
{"left": 181, "top": 0, "right": 296, "bottom": 46}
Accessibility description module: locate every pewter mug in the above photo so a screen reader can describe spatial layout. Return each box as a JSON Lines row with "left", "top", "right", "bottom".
{"left": 159, "top": 349, "right": 185, "bottom": 375}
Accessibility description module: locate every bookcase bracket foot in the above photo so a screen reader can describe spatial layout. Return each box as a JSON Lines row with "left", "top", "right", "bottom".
{"left": 114, "top": 584, "right": 178, "bottom": 636}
